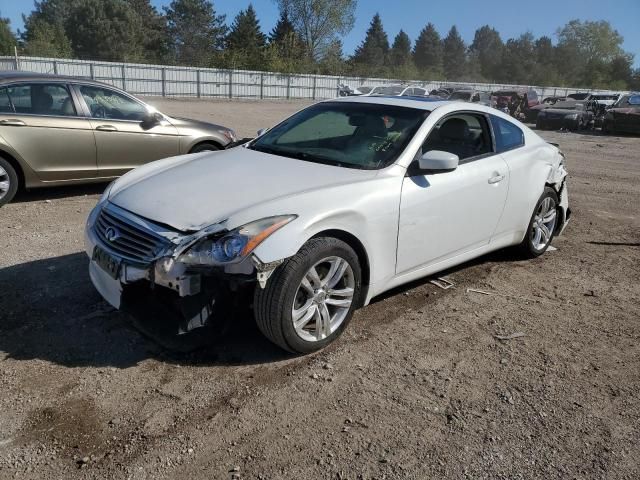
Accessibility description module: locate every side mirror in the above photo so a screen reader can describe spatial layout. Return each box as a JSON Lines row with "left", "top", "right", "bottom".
{"left": 141, "top": 111, "right": 163, "bottom": 129}
{"left": 257, "top": 127, "right": 269, "bottom": 136}
{"left": 419, "top": 150, "right": 459, "bottom": 172}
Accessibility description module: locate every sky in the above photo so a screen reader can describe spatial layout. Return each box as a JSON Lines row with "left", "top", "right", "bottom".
{"left": 1, "top": 0, "right": 638, "bottom": 67}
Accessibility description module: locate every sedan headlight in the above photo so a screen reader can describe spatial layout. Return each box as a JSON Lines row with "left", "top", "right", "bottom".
{"left": 222, "top": 129, "right": 237, "bottom": 143}
{"left": 178, "top": 215, "right": 297, "bottom": 266}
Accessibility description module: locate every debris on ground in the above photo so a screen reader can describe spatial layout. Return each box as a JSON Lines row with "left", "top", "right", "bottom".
{"left": 494, "top": 332, "right": 527, "bottom": 341}
{"left": 430, "top": 277, "right": 455, "bottom": 290}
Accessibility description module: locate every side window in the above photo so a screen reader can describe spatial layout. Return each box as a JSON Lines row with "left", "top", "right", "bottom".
{"left": 423, "top": 113, "right": 493, "bottom": 161}
{"left": 490, "top": 115, "right": 524, "bottom": 152}
{"left": 414, "top": 88, "right": 426, "bottom": 96}
{"left": 0, "top": 87, "right": 13, "bottom": 113}
{"left": 401, "top": 88, "right": 414, "bottom": 96}
{"left": 79, "top": 85, "right": 148, "bottom": 121}
{"left": 6, "top": 83, "right": 76, "bottom": 116}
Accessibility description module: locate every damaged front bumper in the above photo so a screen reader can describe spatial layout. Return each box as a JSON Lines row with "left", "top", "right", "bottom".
{"left": 84, "top": 204, "right": 283, "bottom": 333}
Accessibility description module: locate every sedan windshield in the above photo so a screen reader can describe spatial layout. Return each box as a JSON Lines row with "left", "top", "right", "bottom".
{"left": 249, "top": 102, "right": 428, "bottom": 170}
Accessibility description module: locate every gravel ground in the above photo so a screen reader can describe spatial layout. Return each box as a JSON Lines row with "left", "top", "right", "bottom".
{"left": 0, "top": 99, "right": 639, "bottom": 479}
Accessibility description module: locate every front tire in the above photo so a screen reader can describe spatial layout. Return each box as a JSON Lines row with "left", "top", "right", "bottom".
{"left": 254, "top": 237, "right": 362, "bottom": 353}
{"left": 0, "top": 158, "right": 18, "bottom": 207}
{"left": 518, "top": 187, "right": 559, "bottom": 258}
{"left": 189, "top": 143, "right": 221, "bottom": 154}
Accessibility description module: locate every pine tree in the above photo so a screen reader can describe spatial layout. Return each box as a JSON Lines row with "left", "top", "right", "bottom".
{"left": 351, "top": 13, "right": 389, "bottom": 72}
{"left": 442, "top": 25, "right": 466, "bottom": 80}
{"left": 21, "top": 0, "right": 76, "bottom": 57}
{"left": 226, "top": 3, "right": 266, "bottom": 69}
{"left": 0, "top": 16, "right": 16, "bottom": 55}
{"left": 126, "top": 0, "right": 171, "bottom": 63}
{"left": 165, "top": 0, "right": 227, "bottom": 67}
{"left": 389, "top": 30, "right": 411, "bottom": 67}
{"left": 469, "top": 25, "right": 503, "bottom": 81}
{"left": 413, "top": 23, "right": 442, "bottom": 74}
{"left": 269, "top": 10, "right": 303, "bottom": 59}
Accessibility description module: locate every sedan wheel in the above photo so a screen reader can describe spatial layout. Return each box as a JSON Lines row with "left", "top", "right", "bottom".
{"left": 518, "top": 187, "right": 559, "bottom": 257}
{"left": 292, "top": 256, "right": 355, "bottom": 342}
{"left": 254, "top": 237, "right": 361, "bottom": 353}
{"left": 0, "top": 159, "right": 18, "bottom": 207}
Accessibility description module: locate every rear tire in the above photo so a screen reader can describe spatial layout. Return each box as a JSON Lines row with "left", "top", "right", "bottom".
{"left": 517, "top": 187, "right": 559, "bottom": 258}
{"left": 0, "top": 158, "right": 18, "bottom": 207}
{"left": 254, "top": 237, "right": 362, "bottom": 354}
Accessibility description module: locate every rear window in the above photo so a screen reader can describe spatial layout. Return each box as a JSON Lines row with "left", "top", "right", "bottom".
{"left": 490, "top": 115, "right": 524, "bottom": 152}
{"left": 0, "top": 87, "right": 12, "bottom": 113}
{"left": 5, "top": 83, "right": 76, "bottom": 116}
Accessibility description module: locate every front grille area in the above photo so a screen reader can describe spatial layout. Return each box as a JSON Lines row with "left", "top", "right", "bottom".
{"left": 93, "top": 205, "right": 172, "bottom": 264}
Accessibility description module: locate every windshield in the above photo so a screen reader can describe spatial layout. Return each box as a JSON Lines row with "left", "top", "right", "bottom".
{"left": 357, "top": 86, "right": 372, "bottom": 94}
{"left": 449, "top": 91, "right": 472, "bottom": 101}
{"left": 248, "top": 102, "right": 428, "bottom": 170}
{"left": 371, "top": 86, "right": 405, "bottom": 96}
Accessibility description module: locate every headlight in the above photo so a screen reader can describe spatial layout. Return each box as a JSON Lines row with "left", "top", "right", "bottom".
{"left": 222, "top": 129, "right": 237, "bottom": 143}
{"left": 99, "top": 180, "right": 115, "bottom": 203}
{"left": 538, "top": 111, "right": 546, "bottom": 117}
{"left": 568, "top": 113, "right": 579, "bottom": 119}
{"left": 178, "top": 215, "right": 297, "bottom": 266}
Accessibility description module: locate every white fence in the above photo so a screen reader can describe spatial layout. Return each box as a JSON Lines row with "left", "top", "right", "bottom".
{"left": 0, "top": 55, "right": 623, "bottom": 101}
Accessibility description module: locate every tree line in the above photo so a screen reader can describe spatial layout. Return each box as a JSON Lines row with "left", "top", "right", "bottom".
{"left": 0, "top": 0, "right": 638, "bottom": 90}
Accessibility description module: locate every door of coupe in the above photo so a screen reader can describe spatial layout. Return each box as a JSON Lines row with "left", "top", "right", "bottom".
{"left": 396, "top": 113, "right": 509, "bottom": 274}
{"left": 0, "top": 83, "right": 97, "bottom": 181}
{"left": 75, "top": 84, "right": 180, "bottom": 177}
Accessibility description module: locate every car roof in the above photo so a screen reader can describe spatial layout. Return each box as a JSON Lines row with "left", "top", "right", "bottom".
{"left": 0, "top": 70, "right": 111, "bottom": 87}
{"left": 328, "top": 95, "right": 452, "bottom": 111}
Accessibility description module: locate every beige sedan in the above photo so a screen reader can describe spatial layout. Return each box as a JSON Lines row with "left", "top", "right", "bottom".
{"left": 0, "top": 71, "right": 237, "bottom": 206}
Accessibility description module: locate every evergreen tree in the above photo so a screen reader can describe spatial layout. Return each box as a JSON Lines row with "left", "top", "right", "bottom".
{"left": 165, "top": 0, "right": 227, "bottom": 66}
{"left": 318, "top": 39, "right": 344, "bottom": 75}
{"left": 126, "top": 0, "right": 171, "bottom": 63}
{"left": 469, "top": 25, "right": 503, "bottom": 80}
{"left": 413, "top": 23, "right": 442, "bottom": 74}
{"left": 21, "top": 0, "right": 77, "bottom": 57}
{"left": 389, "top": 30, "right": 411, "bottom": 67}
{"left": 442, "top": 25, "right": 466, "bottom": 80}
{"left": 269, "top": 10, "right": 304, "bottom": 60}
{"left": 0, "top": 15, "right": 16, "bottom": 55}
{"left": 351, "top": 13, "right": 389, "bottom": 72}
{"left": 23, "top": 17, "right": 72, "bottom": 57}
{"left": 226, "top": 3, "right": 267, "bottom": 70}
{"left": 66, "top": 0, "right": 143, "bottom": 61}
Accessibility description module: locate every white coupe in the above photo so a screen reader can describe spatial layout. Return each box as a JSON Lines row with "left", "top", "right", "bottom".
{"left": 85, "top": 96, "right": 569, "bottom": 353}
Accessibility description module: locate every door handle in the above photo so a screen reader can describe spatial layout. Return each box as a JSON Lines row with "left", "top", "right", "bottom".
{"left": 96, "top": 125, "right": 117, "bottom": 132}
{"left": 488, "top": 174, "right": 505, "bottom": 184}
{"left": 0, "top": 119, "right": 26, "bottom": 126}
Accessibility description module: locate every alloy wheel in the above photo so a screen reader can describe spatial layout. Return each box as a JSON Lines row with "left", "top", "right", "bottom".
{"left": 0, "top": 165, "right": 10, "bottom": 201}
{"left": 292, "top": 256, "right": 355, "bottom": 342}
{"left": 531, "top": 196, "right": 557, "bottom": 250}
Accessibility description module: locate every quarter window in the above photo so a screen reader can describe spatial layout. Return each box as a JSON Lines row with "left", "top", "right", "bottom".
{"left": 5, "top": 83, "right": 76, "bottom": 116}
{"left": 490, "top": 115, "right": 524, "bottom": 152}
{"left": 79, "top": 85, "right": 148, "bottom": 121}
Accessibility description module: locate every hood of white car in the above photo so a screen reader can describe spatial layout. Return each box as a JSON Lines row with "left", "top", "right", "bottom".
{"left": 108, "top": 147, "right": 378, "bottom": 231}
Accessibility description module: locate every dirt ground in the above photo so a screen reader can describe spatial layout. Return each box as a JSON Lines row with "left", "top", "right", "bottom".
{"left": 0, "top": 98, "right": 639, "bottom": 480}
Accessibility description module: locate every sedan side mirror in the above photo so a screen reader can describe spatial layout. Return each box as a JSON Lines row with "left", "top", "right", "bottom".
{"left": 419, "top": 150, "right": 459, "bottom": 172}
{"left": 141, "top": 111, "right": 163, "bottom": 129}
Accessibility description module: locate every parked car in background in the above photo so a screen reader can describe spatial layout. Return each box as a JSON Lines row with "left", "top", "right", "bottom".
{"left": 491, "top": 89, "right": 540, "bottom": 120}
{"left": 567, "top": 92, "right": 590, "bottom": 101}
{"left": 85, "top": 97, "right": 569, "bottom": 354}
{"left": 536, "top": 100, "right": 593, "bottom": 131}
{"left": 602, "top": 93, "right": 640, "bottom": 135}
{"left": 587, "top": 93, "right": 622, "bottom": 127}
{"left": 429, "top": 87, "right": 455, "bottom": 98}
{"left": 0, "top": 71, "right": 237, "bottom": 206}
{"left": 526, "top": 96, "right": 567, "bottom": 123}
{"left": 369, "top": 85, "right": 428, "bottom": 97}
{"left": 448, "top": 89, "right": 491, "bottom": 106}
